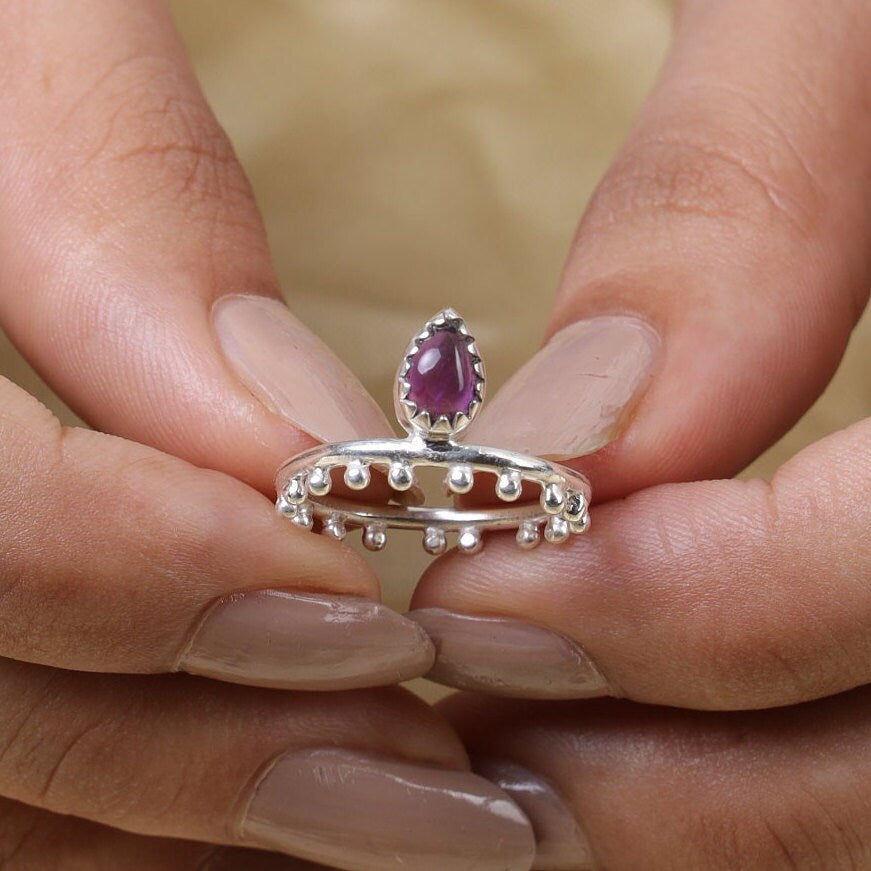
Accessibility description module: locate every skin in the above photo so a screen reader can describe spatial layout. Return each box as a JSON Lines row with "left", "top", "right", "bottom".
{"left": 0, "top": 1, "right": 486, "bottom": 868}
{"left": 0, "top": 1, "right": 869, "bottom": 870}
{"left": 417, "top": 0, "right": 871, "bottom": 704}
{"left": 415, "top": 0, "right": 871, "bottom": 866}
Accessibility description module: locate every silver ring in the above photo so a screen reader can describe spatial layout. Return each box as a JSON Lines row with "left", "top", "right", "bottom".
{"left": 275, "top": 308, "right": 591, "bottom": 554}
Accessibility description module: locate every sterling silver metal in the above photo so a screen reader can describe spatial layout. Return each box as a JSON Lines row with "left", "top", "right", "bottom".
{"left": 275, "top": 308, "right": 591, "bottom": 554}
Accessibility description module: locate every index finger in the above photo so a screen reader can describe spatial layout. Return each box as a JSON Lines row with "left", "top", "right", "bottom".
{"left": 0, "top": 0, "right": 392, "bottom": 494}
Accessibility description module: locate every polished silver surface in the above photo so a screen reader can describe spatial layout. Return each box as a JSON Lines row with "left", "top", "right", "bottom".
{"left": 274, "top": 309, "right": 591, "bottom": 553}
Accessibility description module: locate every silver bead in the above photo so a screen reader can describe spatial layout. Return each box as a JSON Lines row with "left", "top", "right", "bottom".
{"left": 422, "top": 527, "right": 446, "bottom": 555}
{"left": 564, "top": 490, "right": 587, "bottom": 523}
{"left": 362, "top": 523, "right": 387, "bottom": 551}
{"left": 496, "top": 469, "right": 522, "bottom": 501}
{"left": 446, "top": 464, "right": 474, "bottom": 494}
{"left": 515, "top": 520, "right": 541, "bottom": 549}
{"left": 544, "top": 515, "right": 570, "bottom": 543}
{"left": 308, "top": 466, "right": 332, "bottom": 496}
{"left": 541, "top": 481, "right": 565, "bottom": 514}
{"left": 344, "top": 459, "right": 370, "bottom": 490}
{"left": 275, "top": 494, "right": 297, "bottom": 518}
{"left": 569, "top": 513, "right": 591, "bottom": 535}
{"left": 290, "top": 504, "right": 313, "bottom": 530}
{"left": 457, "top": 525, "right": 483, "bottom": 554}
{"left": 388, "top": 460, "right": 414, "bottom": 491}
{"left": 322, "top": 513, "right": 346, "bottom": 540}
{"left": 285, "top": 474, "right": 308, "bottom": 504}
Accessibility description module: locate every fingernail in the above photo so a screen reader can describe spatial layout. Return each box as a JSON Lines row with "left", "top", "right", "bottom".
{"left": 212, "top": 294, "right": 394, "bottom": 442}
{"left": 238, "top": 748, "right": 536, "bottom": 871}
{"left": 474, "top": 759, "right": 594, "bottom": 871}
{"left": 467, "top": 315, "right": 660, "bottom": 459}
{"left": 407, "top": 608, "right": 610, "bottom": 699}
{"left": 177, "top": 590, "right": 435, "bottom": 690}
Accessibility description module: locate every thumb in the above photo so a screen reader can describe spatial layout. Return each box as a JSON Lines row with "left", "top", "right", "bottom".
{"left": 466, "top": 0, "right": 871, "bottom": 502}
{"left": 0, "top": 0, "right": 392, "bottom": 494}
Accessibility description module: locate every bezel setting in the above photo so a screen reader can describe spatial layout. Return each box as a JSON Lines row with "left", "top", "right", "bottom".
{"left": 393, "top": 307, "right": 485, "bottom": 440}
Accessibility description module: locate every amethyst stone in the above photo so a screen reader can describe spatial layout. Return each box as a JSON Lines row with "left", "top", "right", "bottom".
{"left": 406, "top": 328, "right": 477, "bottom": 417}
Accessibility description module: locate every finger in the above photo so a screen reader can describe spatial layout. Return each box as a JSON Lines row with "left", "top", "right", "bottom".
{"left": 0, "top": 0, "right": 392, "bottom": 495}
{"left": 408, "top": 0, "right": 871, "bottom": 707}
{"left": 442, "top": 688, "right": 871, "bottom": 871}
{"left": 465, "top": 0, "right": 871, "bottom": 501}
{"left": 412, "top": 417, "right": 871, "bottom": 708}
{"left": 0, "top": 376, "right": 432, "bottom": 690}
{"left": 0, "top": 795, "right": 334, "bottom": 870}
{"left": 0, "top": 796, "right": 204, "bottom": 871}
{"left": 0, "top": 662, "right": 535, "bottom": 871}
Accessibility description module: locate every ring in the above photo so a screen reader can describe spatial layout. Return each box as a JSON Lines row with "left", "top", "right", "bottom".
{"left": 274, "top": 308, "right": 591, "bottom": 554}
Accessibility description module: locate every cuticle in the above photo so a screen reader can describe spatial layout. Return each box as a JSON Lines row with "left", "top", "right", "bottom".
{"left": 171, "top": 591, "right": 236, "bottom": 672}
{"left": 229, "top": 748, "right": 287, "bottom": 842}
{"left": 172, "top": 588, "right": 381, "bottom": 674}
{"left": 230, "top": 745, "right": 470, "bottom": 843}
{"left": 414, "top": 606, "right": 621, "bottom": 696}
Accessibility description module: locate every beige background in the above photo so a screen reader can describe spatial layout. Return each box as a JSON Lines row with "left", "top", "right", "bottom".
{"left": 3, "top": 2, "right": 869, "bottom": 630}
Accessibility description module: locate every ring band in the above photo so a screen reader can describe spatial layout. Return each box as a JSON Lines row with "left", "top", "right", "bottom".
{"left": 274, "top": 308, "right": 591, "bottom": 554}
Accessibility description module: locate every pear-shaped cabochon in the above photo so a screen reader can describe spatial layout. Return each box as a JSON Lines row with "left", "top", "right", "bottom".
{"left": 406, "top": 327, "right": 476, "bottom": 417}
{"left": 395, "top": 308, "right": 485, "bottom": 438}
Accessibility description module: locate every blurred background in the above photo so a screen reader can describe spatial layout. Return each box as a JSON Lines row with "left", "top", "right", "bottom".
{"left": 3, "top": 1, "right": 868, "bottom": 653}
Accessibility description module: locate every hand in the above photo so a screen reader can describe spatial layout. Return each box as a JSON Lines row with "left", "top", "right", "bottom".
{"left": 0, "top": 2, "right": 537, "bottom": 869}
{"left": 410, "top": 0, "right": 871, "bottom": 866}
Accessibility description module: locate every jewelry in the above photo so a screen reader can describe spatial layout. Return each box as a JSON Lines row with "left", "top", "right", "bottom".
{"left": 274, "top": 308, "right": 591, "bottom": 554}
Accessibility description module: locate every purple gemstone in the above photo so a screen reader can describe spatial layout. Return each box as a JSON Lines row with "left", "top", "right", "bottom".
{"left": 406, "top": 328, "right": 476, "bottom": 417}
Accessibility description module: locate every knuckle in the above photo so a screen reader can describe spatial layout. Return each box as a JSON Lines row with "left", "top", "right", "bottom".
{"left": 701, "top": 474, "right": 866, "bottom": 708}
{"left": 690, "top": 785, "right": 866, "bottom": 870}
{"left": 0, "top": 674, "right": 117, "bottom": 809}
{"left": 56, "top": 52, "right": 257, "bottom": 225}
{"left": 0, "top": 671, "right": 188, "bottom": 829}
{"left": 0, "top": 798, "right": 45, "bottom": 869}
{"left": 0, "top": 397, "right": 68, "bottom": 655}
{"left": 658, "top": 479, "right": 842, "bottom": 709}
{"left": 707, "top": 605, "right": 835, "bottom": 709}
{"left": 35, "top": 716, "right": 119, "bottom": 805}
{"left": 583, "top": 88, "right": 824, "bottom": 245}
{"left": 106, "top": 93, "right": 244, "bottom": 206}
{"left": 751, "top": 799, "right": 867, "bottom": 870}
{"left": 0, "top": 671, "right": 58, "bottom": 790}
